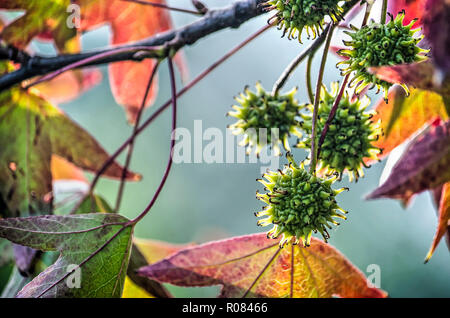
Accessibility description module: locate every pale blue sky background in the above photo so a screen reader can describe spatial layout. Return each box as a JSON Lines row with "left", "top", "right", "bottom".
{"left": 25, "top": 0, "right": 450, "bottom": 297}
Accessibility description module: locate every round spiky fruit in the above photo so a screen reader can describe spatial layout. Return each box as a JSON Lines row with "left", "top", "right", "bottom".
{"left": 337, "top": 10, "right": 429, "bottom": 101}
{"left": 262, "top": 0, "right": 346, "bottom": 42}
{"left": 256, "top": 153, "right": 348, "bottom": 247}
{"left": 227, "top": 83, "right": 303, "bottom": 156}
{"left": 297, "top": 83, "right": 382, "bottom": 182}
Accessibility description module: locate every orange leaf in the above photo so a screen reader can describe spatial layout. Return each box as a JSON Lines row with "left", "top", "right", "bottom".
{"left": 80, "top": 0, "right": 187, "bottom": 123}
{"left": 425, "top": 182, "right": 450, "bottom": 262}
{"left": 138, "top": 233, "right": 386, "bottom": 298}
{"left": 34, "top": 69, "right": 102, "bottom": 104}
{"left": 51, "top": 154, "right": 86, "bottom": 182}
{"left": 0, "top": 0, "right": 77, "bottom": 52}
{"left": 134, "top": 238, "right": 194, "bottom": 264}
{"left": 371, "top": 87, "right": 448, "bottom": 161}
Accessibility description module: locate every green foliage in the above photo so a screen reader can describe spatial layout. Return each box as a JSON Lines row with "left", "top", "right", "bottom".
{"left": 0, "top": 214, "right": 133, "bottom": 297}
{"left": 297, "top": 83, "right": 382, "bottom": 181}
{"left": 227, "top": 83, "right": 302, "bottom": 156}
{"left": 255, "top": 153, "right": 347, "bottom": 247}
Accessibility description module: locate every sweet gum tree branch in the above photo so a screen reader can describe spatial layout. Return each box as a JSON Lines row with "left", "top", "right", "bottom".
{"left": 0, "top": 0, "right": 267, "bottom": 91}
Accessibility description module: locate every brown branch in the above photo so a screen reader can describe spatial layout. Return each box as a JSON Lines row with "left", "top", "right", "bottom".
{"left": 0, "top": 0, "right": 267, "bottom": 91}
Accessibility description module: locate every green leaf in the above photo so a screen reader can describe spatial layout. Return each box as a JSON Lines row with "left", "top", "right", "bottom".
{"left": 0, "top": 76, "right": 140, "bottom": 219}
{"left": 0, "top": 213, "right": 133, "bottom": 297}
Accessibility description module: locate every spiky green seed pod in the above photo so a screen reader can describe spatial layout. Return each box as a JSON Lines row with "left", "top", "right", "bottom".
{"left": 256, "top": 153, "right": 348, "bottom": 247}
{"left": 297, "top": 83, "right": 382, "bottom": 182}
{"left": 262, "top": 0, "right": 346, "bottom": 42}
{"left": 337, "top": 10, "right": 429, "bottom": 101}
{"left": 227, "top": 83, "right": 303, "bottom": 156}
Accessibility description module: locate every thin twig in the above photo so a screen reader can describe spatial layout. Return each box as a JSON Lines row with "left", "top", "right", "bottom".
{"left": 114, "top": 61, "right": 161, "bottom": 213}
{"left": 78, "top": 24, "right": 271, "bottom": 204}
{"left": 306, "top": 53, "right": 315, "bottom": 104}
{"left": 309, "top": 25, "right": 335, "bottom": 174}
{"left": 316, "top": 74, "right": 349, "bottom": 160}
{"left": 25, "top": 46, "right": 161, "bottom": 89}
{"left": 121, "top": 0, "right": 203, "bottom": 15}
{"left": 130, "top": 58, "right": 178, "bottom": 225}
{"left": 271, "top": 25, "right": 330, "bottom": 96}
{"left": 0, "top": 0, "right": 267, "bottom": 91}
{"left": 380, "top": 0, "right": 388, "bottom": 24}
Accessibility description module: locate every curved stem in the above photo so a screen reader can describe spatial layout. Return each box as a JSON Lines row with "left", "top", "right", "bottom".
{"left": 306, "top": 52, "right": 315, "bottom": 104}
{"left": 130, "top": 58, "right": 177, "bottom": 225}
{"left": 271, "top": 25, "right": 329, "bottom": 96}
{"left": 114, "top": 61, "right": 161, "bottom": 213}
{"left": 317, "top": 74, "right": 349, "bottom": 160}
{"left": 79, "top": 24, "right": 271, "bottom": 205}
{"left": 25, "top": 46, "right": 160, "bottom": 89}
{"left": 121, "top": 0, "right": 203, "bottom": 15}
{"left": 309, "top": 24, "right": 335, "bottom": 174}
{"left": 381, "top": 0, "right": 388, "bottom": 24}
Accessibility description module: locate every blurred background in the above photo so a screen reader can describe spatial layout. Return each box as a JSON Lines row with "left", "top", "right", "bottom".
{"left": 4, "top": 0, "right": 450, "bottom": 297}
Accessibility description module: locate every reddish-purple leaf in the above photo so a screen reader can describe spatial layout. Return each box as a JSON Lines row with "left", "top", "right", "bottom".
{"left": 138, "top": 233, "right": 386, "bottom": 298}
{"left": 422, "top": 0, "right": 450, "bottom": 79}
{"left": 367, "top": 119, "right": 450, "bottom": 201}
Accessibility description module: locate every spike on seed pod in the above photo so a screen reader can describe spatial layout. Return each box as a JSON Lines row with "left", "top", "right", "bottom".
{"left": 337, "top": 11, "right": 429, "bottom": 101}
{"left": 227, "top": 83, "right": 303, "bottom": 156}
{"left": 296, "top": 83, "right": 382, "bottom": 182}
{"left": 264, "top": 0, "right": 348, "bottom": 43}
{"left": 255, "top": 154, "right": 348, "bottom": 247}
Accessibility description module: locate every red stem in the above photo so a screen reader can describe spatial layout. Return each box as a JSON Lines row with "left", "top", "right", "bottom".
{"left": 131, "top": 58, "right": 177, "bottom": 225}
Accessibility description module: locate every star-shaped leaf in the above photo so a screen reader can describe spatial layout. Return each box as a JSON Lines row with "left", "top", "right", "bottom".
{"left": 0, "top": 0, "right": 78, "bottom": 52}
{"left": 368, "top": 119, "right": 450, "bottom": 201}
{"left": 0, "top": 68, "right": 140, "bottom": 218}
{"left": 138, "top": 233, "right": 386, "bottom": 298}
{"left": 370, "top": 87, "right": 448, "bottom": 161}
{"left": 0, "top": 213, "right": 133, "bottom": 297}
{"left": 425, "top": 182, "right": 450, "bottom": 262}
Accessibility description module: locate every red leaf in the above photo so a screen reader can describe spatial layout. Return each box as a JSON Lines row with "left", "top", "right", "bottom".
{"left": 80, "top": 0, "right": 187, "bottom": 123}
{"left": 371, "top": 87, "right": 448, "bottom": 161}
{"left": 138, "top": 233, "right": 386, "bottom": 298}
{"left": 367, "top": 119, "right": 450, "bottom": 201}
{"left": 368, "top": 61, "right": 450, "bottom": 97}
{"left": 422, "top": 0, "right": 450, "bottom": 78}
{"left": 425, "top": 182, "right": 450, "bottom": 262}
{"left": 388, "top": 0, "right": 427, "bottom": 25}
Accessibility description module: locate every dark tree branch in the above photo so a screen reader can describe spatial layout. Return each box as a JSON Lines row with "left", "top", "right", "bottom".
{"left": 0, "top": 0, "right": 267, "bottom": 91}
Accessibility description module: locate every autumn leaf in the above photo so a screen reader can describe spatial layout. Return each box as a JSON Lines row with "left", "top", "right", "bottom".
{"left": 371, "top": 87, "right": 448, "bottom": 161}
{"left": 388, "top": 0, "right": 427, "bottom": 25}
{"left": 0, "top": 79, "right": 140, "bottom": 218}
{"left": 367, "top": 119, "right": 450, "bottom": 202}
{"left": 425, "top": 182, "right": 450, "bottom": 262}
{"left": 79, "top": 0, "right": 187, "bottom": 122}
{"left": 0, "top": 213, "right": 133, "bottom": 297}
{"left": 138, "top": 233, "right": 386, "bottom": 298}
{"left": 369, "top": 61, "right": 450, "bottom": 98}
{"left": 123, "top": 239, "right": 191, "bottom": 298}
{"left": 0, "top": 0, "right": 78, "bottom": 52}
{"left": 422, "top": 0, "right": 450, "bottom": 79}
{"left": 34, "top": 69, "right": 103, "bottom": 104}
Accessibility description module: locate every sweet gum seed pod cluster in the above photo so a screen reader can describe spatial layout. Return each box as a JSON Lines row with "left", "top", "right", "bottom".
{"left": 227, "top": 83, "right": 303, "bottom": 156}
{"left": 256, "top": 153, "right": 348, "bottom": 247}
{"left": 297, "top": 83, "right": 382, "bottom": 182}
{"left": 337, "top": 10, "right": 429, "bottom": 101}
{"left": 262, "top": 0, "right": 346, "bottom": 42}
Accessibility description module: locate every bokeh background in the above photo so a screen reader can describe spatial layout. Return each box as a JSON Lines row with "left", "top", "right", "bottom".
{"left": 4, "top": 0, "right": 450, "bottom": 297}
